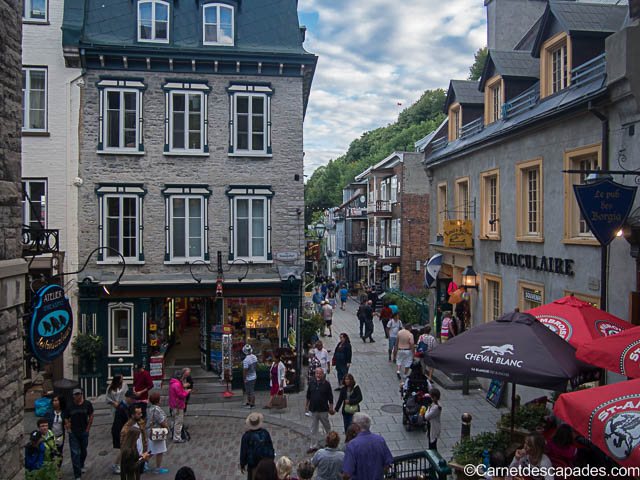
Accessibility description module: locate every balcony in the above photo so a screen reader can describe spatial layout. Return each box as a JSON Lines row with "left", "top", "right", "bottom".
{"left": 378, "top": 245, "right": 401, "bottom": 259}
{"left": 460, "top": 117, "right": 483, "bottom": 139}
{"left": 431, "top": 136, "right": 448, "bottom": 152}
{"left": 22, "top": 227, "right": 59, "bottom": 257}
{"left": 367, "top": 200, "right": 392, "bottom": 216}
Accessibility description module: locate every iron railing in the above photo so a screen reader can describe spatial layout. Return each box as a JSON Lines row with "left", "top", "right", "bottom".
{"left": 384, "top": 450, "right": 451, "bottom": 479}
{"left": 431, "top": 136, "right": 448, "bottom": 152}
{"left": 378, "top": 245, "right": 401, "bottom": 258}
{"left": 571, "top": 53, "right": 606, "bottom": 87}
{"left": 22, "top": 226, "right": 60, "bottom": 256}
{"left": 502, "top": 88, "right": 539, "bottom": 120}
{"left": 460, "top": 117, "right": 483, "bottom": 139}
{"left": 368, "top": 200, "right": 392, "bottom": 214}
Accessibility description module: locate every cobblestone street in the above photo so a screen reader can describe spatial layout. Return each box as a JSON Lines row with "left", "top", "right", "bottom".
{"left": 24, "top": 297, "right": 507, "bottom": 478}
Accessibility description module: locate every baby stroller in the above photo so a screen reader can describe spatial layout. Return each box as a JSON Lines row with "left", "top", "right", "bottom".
{"left": 400, "top": 376, "right": 432, "bottom": 432}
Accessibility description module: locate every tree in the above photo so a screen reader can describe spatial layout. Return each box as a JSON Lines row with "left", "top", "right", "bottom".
{"left": 468, "top": 46, "right": 488, "bottom": 81}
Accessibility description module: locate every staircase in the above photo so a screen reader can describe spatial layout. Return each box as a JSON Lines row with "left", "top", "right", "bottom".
{"left": 159, "top": 365, "right": 243, "bottom": 406}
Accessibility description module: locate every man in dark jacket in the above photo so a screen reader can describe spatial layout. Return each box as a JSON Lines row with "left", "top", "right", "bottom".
{"left": 110, "top": 390, "right": 137, "bottom": 474}
{"left": 64, "top": 388, "right": 94, "bottom": 480}
{"left": 240, "top": 412, "right": 274, "bottom": 480}
{"left": 25, "top": 430, "right": 45, "bottom": 472}
{"left": 305, "top": 368, "right": 335, "bottom": 453}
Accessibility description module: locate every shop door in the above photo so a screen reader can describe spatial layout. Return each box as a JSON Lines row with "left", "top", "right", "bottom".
{"left": 435, "top": 278, "right": 454, "bottom": 337}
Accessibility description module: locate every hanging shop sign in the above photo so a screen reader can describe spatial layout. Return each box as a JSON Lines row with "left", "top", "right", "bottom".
{"left": 494, "top": 251, "right": 575, "bottom": 276}
{"left": 573, "top": 178, "right": 637, "bottom": 246}
{"left": 349, "top": 208, "right": 366, "bottom": 217}
{"left": 30, "top": 284, "right": 73, "bottom": 364}
{"left": 357, "top": 258, "right": 369, "bottom": 267}
{"left": 382, "top": 265, "right": 393, "bottom": 272}
{"left": 276, "top": 251, "right": 299, "bottom": 261}
{"left": 443, "top": 220, "right": 473, "bottom": 248}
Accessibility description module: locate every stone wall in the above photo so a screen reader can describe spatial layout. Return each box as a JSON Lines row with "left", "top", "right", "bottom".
{"left": 0, "top": 0, "right": 27, "bottom": 478}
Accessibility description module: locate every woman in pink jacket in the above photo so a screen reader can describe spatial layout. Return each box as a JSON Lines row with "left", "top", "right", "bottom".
{"left": 169, "top": 368, "right": 191, "bottom": 443}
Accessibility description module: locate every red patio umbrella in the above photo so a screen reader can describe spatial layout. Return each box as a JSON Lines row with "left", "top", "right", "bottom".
{"left": 554, "top": 379, "right": 640, "bottom": 468}
{"left": 576, "top": 326, "right": 640, "bottom": 379}
{"left": 525, "top": 295, "right": 633, "bottom": 348}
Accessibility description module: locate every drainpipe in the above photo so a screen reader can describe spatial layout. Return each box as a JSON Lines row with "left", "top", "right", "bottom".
{"left": 588, "top": 102, "right": 609, "bottom": 311}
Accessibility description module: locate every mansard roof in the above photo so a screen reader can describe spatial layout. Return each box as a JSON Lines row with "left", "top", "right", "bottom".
{"left": 532, "top": 1, "right": 628, "bottom": 57}
{"left": 478, "top": 50, "right": 539, "bottom": 91}
{"left": 443, "top": 80, "right": 484, "bottom": 112}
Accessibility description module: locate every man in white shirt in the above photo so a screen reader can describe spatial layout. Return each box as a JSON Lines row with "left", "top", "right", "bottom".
{"left": 314, "top": 341, "right": 330, "bottom": 375}
{"left": 242, "top": 345, "right": 258, "bottom": 408}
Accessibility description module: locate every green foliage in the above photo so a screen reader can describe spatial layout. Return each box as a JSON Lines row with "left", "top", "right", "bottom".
{"left": 384, "top": 291, "right": 428, "bottom": 326}
{"left": 468, "top": 46, "right": 488, "bottom": 81}
{"left": 300, "top": 313, "right": 325, "bottom": 348}
{"left": 305, "top": 89, "right": 447, "bottom": 225}
{"left": 71, "top": 333, "right": 104, "bottom": 360}
{"left": 452, "top": 431, "right": 510, "bottom": 466}
{"left": 25, "top": 460, "right": 59, "bottom": 480}
{"left": 498, "top": 403, "right": 550, "bottom": 432}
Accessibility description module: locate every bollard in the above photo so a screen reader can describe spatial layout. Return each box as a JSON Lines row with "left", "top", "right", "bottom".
{"left": 461, "top": 412, "right": 472, "bottom": 439}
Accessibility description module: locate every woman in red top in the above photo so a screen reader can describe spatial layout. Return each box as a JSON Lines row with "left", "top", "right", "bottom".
{"left": 379, "top": 302, "right": 393, "bottom": 339}
{"left": 133, "top": 364, "right": 154, "bottom": 419}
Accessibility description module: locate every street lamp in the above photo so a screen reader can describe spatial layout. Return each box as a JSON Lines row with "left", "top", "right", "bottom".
{"left": 314, "top": 221, "right": 326, "bottom": 239}
{"left": 462, "top": 265, "right": 478, "bottom": 289}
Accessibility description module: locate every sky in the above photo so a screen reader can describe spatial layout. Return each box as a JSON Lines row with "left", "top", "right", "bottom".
{"left": 298, "top": 0, "right": 488, "bottom": 178}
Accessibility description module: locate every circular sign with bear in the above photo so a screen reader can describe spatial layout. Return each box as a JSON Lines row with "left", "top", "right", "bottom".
{"left": 30, "top": 284, "right": 73, "bottom": 363}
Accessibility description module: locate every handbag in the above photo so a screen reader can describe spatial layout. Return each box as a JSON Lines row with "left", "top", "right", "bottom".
{"left": 272, "top": 392, "right": 287, "bottom": 409}
{"left": 344, "top": 403, "right": 359, "bottom": 414}
{"left": 150, "top": 427, "right": 168, "bottom": 441}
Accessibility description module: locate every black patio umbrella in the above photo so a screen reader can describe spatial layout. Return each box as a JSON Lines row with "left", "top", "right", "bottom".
{"left": 424, "top": 311, "right": 600, "bottom": 436}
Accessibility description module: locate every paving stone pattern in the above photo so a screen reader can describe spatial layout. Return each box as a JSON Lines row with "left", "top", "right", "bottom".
{"left": 25, "top": 297, "right": 508, "bottom": 478}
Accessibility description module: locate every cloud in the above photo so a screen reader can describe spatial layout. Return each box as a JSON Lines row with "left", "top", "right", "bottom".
{"left": 299, "top": 0, "right": 487, "bottom": 176}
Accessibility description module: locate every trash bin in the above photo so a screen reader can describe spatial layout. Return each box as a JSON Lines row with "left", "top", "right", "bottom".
{"left": 54, "top": 378, "right": 81, "bottom": 409}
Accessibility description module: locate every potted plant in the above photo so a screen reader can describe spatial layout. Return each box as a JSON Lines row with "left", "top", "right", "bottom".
{"left": 497, "top": 403, "right": 550, "bottom": 443}
{"left": 450, "top": 431, "right": 510, "bottom": 479}
{"left": 71, "top": 333, "right": 104, "bottom": 373}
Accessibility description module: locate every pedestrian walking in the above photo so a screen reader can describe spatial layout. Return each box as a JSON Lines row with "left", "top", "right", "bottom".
{"left": 321, "top": 301, "right": 334, "bottom": 337}
{"left": 312, "top": 287, "right": 324, "bottom": 313}
{"left": 314, "top": 341, "right": 330, "bottom": 375}
{"left": 106, "top": 374, "right": 126, "bottom": 419}
{"left": 440, "top": 311, "right": 453, "bottom": 341}
{"left": 240, "top": 412, "right": 275, "bottom": 480}
{"left": 37, "top": 417, "right": 60, "bottom": 476}
{"left": 394, "top": 325, "right": 415, "bottom": 379}
{"left": 379, "top": 301, "right": 393, "bottom": 339}
{"left": 424, "top": 388, "right": 442, "bottom": 451}
{"left": 367, "top": 288, "right": 378, "bottom": 312}
{"left": 342, "top": 413, "right": 394, "bottom": 480}
{"left": 242, "top": 344, "right": 258, "bottom": 408}
{"left": 356, "top": 299, "right": 367, "bottom": 339}
{"left": 264, "top": 351, "right": 286, "bottom": 409}
{"left": 146, "top": 393, "right": 170, "bottom": 474}
{"left": 111, "top": 390, "right": 138, "bottom": 474}
{"left": 362, "top": 300, "right": 378, "bottom": 343}
{"left": 63, "top": 388, "right": 94, "bottom": 480}
{"left": 133, "top": 364, "right": 154, "bottom": 418}
{"left": 45, "top": 394, "right": 66, "bottom": 469}
{"left": 25, "top": 430, "right": 45, "bottom": 473}
{"left": 305, "top": 368, "right": 335, "bottom": 453}
{"left": 327, "top": 291, "right": 337, "bottom": 310}
{"left": 335, "top": 374, "right": 362, "bottom": 433}
{"left": 386, "top": 313, "right": 403, "bottom": 363}
{"left": 417, "top": 326, "right": 437, "bottom": 380}
{"left": 120, "top": 428, "right": 150, "bottom": 480}
{"left": 296, "top": 460, "right": 315, "bottom": 480}
{"left": 275, "top": 456, "right": 294, "bottom": 480}
{"left": 339, "top": 285, "right": 348, "bottom": 310}
{"left": 169, "top": 369, "right": 192, "bottom": 443}
{"left": 307, "top": 350, "right": 322, "bottom": 392}
{"left": 332, "top": 333, "right": 352, "bottom": 388}
{"left": 311, "top": 431, "right": 345, "bottom": 480}
{"left": 321, "top": 281, "right": 328, "bottom": 298}
{"left": 119, "top": 404, "right": 148, "bottom": 471}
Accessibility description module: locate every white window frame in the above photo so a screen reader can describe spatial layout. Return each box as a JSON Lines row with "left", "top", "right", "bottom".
{"left": 516, "top": 158, "right": 543, "bottom": 242}
{"left": 103, "top": 195, "right": 141, "bottom": 262}
{"left": 168, "top": 90, "right": 205, "bottom": 153}
{"left": 390, "top": 176, "right": 398, "bottom": 203}
{"left": 103, "top": 88, "right": 141, "bottom": 153}
{"left": 137, "top": 0, "right": 170, "bottom": 43}
{"left": 22, "top": 67, "right": 47, "bottom": 132}
{"left": 23, "top": 0, "right": 47, "bottom": 22}
{"left": 226, "top": 186, "right": 273, "bottom": 262}
{"left": 202, "top": 3, "right": 234, "bottom": 46}
{"left": 168, "top": 195, "right": 206, "bottom": 263}
{"left": 97, "top": 79, "right": 146, "bottom": 154}
{"left": 233, "top": 196, "right": 268, "bottom": 261}
{"left": 96, "top": 184, "right": 146, "bottom": 264}
{"left": 380, "top": 180, "right": 387, "bottom": 202}
{"left": 22, "top": 179, "right": 47, "bottom": 229}
{"left": 391, "top": 219, "right": 398, "bottom": 246}
{"left": 108, "top": 302, "right": 134, "bottom": 357}
{"left": 228, "top": 84, "right": 273, "bottom": 157}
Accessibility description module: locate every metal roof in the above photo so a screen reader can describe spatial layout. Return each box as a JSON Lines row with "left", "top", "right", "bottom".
{"left": 444, "top": 80, "right": 484, "bottom": 112}
{"left": 479, "top": 50, "right": 540, "bottom": 91}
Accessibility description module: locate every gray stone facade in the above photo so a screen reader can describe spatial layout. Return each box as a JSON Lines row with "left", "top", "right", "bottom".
{"left": 0, "top": 0, "right": 27, "bottom": 478}
{"left": 77, "top": 72, "right": 305, "bottom": 281}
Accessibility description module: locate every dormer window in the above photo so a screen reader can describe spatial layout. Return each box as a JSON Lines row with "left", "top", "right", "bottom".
{"left": 138, "top": 0, "right": 169, "bottom": 43}
{"left": 484, "top": 75, "right": 503, "bottom": 125}
{"left": 541, "top": 32, "right": 571, "bottom": 98}
{"left": 203, "top": 3, "right": 234, "bottom": 46}
{"left": 448, "top": 103, "right": 461, "bottom": 141}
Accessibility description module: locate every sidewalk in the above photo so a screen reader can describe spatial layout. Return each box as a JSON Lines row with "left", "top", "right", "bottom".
{"left": 23, "top": 297, "right": 507, "bottom": 478}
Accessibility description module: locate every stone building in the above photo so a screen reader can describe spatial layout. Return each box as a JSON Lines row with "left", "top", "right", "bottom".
{"left": 0, "top": 1, "right": 27, "bottom": 478}
{"left": 62, "top": 0, "right": 316, "bottom": 394}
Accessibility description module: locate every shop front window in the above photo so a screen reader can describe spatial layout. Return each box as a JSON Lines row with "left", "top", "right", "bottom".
{"left": 224, "top": 297, "right": 280, "bottom": 368}
{"left": 109, "top": 303, "right": 134, "bottom": 356}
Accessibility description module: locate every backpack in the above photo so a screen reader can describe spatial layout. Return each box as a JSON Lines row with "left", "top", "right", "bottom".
{"left": 247, "top": 429, "right": 274, "bottom": 467}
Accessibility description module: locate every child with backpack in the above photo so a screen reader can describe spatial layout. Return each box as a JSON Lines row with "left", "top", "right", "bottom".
{"left": 240, "top": 413, "right": 275, "bottom": 480}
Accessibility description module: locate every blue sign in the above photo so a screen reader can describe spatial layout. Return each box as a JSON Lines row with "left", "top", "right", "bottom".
{"left": 30, "top": 285, "right": 73, "bottom": 363}
{"left": 574, "top": 179, "right": 637, "bottom": 246}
